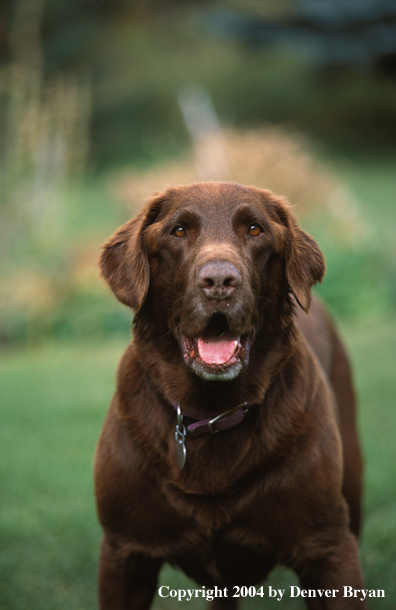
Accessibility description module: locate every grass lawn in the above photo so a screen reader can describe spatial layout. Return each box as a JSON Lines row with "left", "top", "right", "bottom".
{"left": 0, "top": 317, "right": 395, "bottom": 609}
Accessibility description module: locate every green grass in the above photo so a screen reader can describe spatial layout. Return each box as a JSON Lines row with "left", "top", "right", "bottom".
{"left": 0, "top": 342, "right": 120, "bottom": 610}
{"left": 341, "top": 321, "right": 396, "bottom": 606}
{"left": 0, "top": 318, "right": 395, "bottom": 609}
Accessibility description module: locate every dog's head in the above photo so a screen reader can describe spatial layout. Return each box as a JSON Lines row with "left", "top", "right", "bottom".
{"left": 101, "top": 182, "right": 325, "bottom": 381}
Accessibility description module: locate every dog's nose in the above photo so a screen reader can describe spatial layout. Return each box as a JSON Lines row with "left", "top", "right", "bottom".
{"left": 197, "top": 261, "right": 241, "bottom": 300}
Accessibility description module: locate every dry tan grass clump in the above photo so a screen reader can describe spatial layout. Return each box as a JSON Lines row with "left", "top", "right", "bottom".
{"left": 111, "top": 125, "right": 365, "bottom": 242}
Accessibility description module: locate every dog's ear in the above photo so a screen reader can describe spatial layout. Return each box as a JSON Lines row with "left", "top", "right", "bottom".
{"left": 100, "top": 191, "right": 169, "bottom": 311}
{"left": 273, "top": 197, "right": 326, "bottom": 312}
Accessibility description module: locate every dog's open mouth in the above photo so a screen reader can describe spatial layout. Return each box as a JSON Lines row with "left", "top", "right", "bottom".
{"left": 180, "top": 314, "right": 250, "bottom": 380}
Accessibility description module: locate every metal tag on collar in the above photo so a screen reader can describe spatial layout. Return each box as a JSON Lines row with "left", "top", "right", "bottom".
{"left": 175, "top": 404, "right": 187, "bottom": 470}
{"left": 208, "top": 402, "right": 249, "bottom": 435}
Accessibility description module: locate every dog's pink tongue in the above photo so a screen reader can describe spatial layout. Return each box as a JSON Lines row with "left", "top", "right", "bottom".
{"left": 197, "top": 335, "right": 239, "bottom": 365}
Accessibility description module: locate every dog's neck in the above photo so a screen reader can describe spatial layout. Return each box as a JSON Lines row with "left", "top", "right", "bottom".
{"left": 135, "top": 318, "right": 299, "bottom": 418}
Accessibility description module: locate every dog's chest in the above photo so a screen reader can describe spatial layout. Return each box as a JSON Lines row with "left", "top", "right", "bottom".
{"left": 171, "top": 520, "right": 278, "bottom": 587}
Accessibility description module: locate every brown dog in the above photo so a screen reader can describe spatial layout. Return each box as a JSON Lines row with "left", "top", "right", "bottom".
{"left": 95, "top": 182, "right": 365, "bottom": 609}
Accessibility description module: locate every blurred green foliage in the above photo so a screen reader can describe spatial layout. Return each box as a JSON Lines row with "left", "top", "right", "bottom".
{"left": 1, "top": 153, "right": 396, "bottom": 346}
{"left": 0, "top": 154, "right": 396, "bottom": 344}
{"left": 2, "top": 0, "right": 395, "bottom": 167}
{"left": 1, "top": 0, "right": 395, "bottom": 344}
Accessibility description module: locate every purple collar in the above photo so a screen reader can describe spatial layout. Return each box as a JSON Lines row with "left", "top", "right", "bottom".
{"left": 166, "top": 396, "right": 253, "bottom": 437}
{"left": 162, "top": 391, "right": 256, "bottom": 470}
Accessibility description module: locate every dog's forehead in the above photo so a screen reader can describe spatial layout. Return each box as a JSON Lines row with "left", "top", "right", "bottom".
{"left": 170, "top": 182, "right": 263, "bottom": 214}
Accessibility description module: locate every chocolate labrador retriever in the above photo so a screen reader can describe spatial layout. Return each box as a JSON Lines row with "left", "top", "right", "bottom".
{"left": 95, "top": 182, "right": 365, "bottom": 609}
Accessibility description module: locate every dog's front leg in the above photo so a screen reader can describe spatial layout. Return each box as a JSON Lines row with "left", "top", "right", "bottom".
{"left": 297, "top": 531, "right": 367, "bottom": 609}
{"left": 98, "top": 537, "right": 162, "bottom": 610}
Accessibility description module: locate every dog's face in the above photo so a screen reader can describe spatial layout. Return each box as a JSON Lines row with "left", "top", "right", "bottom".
{"left": 101, "top": 182, "right": 325, "bottom": 381}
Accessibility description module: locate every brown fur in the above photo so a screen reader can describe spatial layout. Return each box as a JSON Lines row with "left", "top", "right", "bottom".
{"left": 95, "top": 182, "right": 364, "bottom": 609}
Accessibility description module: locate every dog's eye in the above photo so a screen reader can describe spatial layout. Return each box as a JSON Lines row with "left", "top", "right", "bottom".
{"left": 248, "top": 224, "right": 262, "bottom": 237}
{"left": 173, "top": 226, "right": 187, "bottom": 238}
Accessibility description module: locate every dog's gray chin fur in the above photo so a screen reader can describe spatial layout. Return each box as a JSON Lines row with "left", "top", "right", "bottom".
{"left": 190, "top": 360, "right": 243, "bottom": 381}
